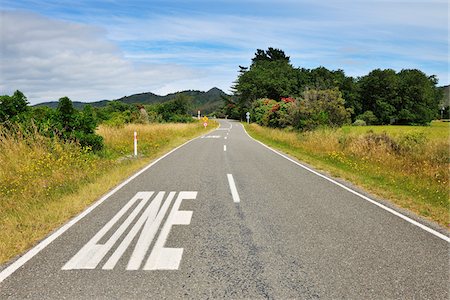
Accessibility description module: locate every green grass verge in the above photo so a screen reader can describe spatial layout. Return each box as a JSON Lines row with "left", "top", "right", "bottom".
{"left": 244, "top": 122, "right": 449, "bottom": 229}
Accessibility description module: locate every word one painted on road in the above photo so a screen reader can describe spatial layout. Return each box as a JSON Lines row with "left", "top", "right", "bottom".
{"left": 62, "top": 191, "right": 197, "bottom": 271}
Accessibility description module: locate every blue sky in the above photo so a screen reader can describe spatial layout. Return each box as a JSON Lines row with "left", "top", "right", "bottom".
{"left": 1, "top": 0, "right": 448, "bottom": 104}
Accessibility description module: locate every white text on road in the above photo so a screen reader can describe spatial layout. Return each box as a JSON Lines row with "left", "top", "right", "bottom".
{"left": 62, "top": 191, "right": 197, "bottom": 271}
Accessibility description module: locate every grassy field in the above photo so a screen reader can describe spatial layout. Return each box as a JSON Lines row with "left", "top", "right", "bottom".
{"left": 0, "top": 121, "right": 217, "bottom": 265}
{"left": 244, "top": 121, "right": 449, "bottom": 228}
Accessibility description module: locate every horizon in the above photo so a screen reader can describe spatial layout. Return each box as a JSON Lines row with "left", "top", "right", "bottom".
{"left": 34, "top": 86, "right": 229, "bottom": 105}
{"left": 1, "top": 0, "right": 448, "bottom": 105}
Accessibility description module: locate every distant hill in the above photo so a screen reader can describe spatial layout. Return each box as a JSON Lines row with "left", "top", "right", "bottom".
{"left": 35, "top": 87, "right": 229, "bottom": 114}
{"left": 118, "top": 87, "right": 228, "bottom": 114}
{"left": 35, "top": 99, "right": 110, "bottom": 110}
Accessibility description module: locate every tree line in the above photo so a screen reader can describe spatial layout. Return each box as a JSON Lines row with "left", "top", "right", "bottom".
{"left": 221, "top": 47, "right": 444, "bottom": 129}
{"left": 0, "top": 92, "right": 194, "bottom": 151}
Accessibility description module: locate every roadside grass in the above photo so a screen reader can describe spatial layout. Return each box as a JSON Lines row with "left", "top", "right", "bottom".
{"left": 244, "top": 121, "right": 449, "bottom": 228}
{"left": 0, "top": 121, "right": 217, "bottom": 265}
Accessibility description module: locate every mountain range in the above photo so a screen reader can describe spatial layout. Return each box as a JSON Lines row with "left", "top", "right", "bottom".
{"left": 35, "top": 87, "right": 229, "bottom": 114}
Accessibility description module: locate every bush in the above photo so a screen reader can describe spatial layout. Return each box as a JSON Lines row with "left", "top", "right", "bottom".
{"left": 352, "top": 119, "right": 366, "bottom": 126}
{"left": 72, "top": 131, "right": 104, "bottom": 151}
{"left": 356, "top": 111, "right": 378, "bottom": 125}
{"left": 296, "top": 89, "right": 351, "bottom": 130}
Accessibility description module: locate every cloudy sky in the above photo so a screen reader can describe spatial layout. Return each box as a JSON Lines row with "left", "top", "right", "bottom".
{"left": 0, "top": 0, "right": 448, "bottom": 105}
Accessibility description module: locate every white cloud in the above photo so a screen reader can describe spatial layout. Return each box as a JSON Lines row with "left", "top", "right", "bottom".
{"left": 0, "top": 11, "right": 220, "bottom": 104}
{"left": 1, "top": 0, "right": 448, "bottom": 106}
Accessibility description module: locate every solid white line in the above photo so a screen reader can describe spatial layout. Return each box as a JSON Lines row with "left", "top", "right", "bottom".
{"left": 227, "top": 174, "right": 241, "bottom": 203}
{"left": 0, "top": 135, "right": 204, "bottom": 283}
{"left": 224, "top": 145, "right": 227, "bottom": 151}
{"left": 241, "top": 124, "right": 450, "bottom": 243}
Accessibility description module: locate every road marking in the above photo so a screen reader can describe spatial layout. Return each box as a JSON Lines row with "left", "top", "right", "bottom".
{"left": 227, "top": 174, "right": 241, "bottom": 203}
{"left": 0, "top": 137, "right": 204, "bottom": 283}
{"left": 224, "top": 136, "right": 227, "bottom": 140}
{"left": 144, "top": 191, "right": 197, "bottom": 270}
{"left": 201, "top": 135, "right": 221, "bottom": 139}
{"left": 224, "top": 145, "right": 227, "bottom": 151}
{"left": 241, "top": 124, "right": 450, "bottom": 243}
{"left": 63, "top": 192, "right": 155, "bottom": 270}
{"left": 62, "top": 191, "right": 197, "bottom": 271}
{"left": 125, "top": 191, "right": 175, "bottom": 270}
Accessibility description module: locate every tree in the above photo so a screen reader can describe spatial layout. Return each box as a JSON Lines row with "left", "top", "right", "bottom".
{"left": 57, "top": 96, "right": 76, "bottom": 132}
{"left": 56, "top": 97, "right": 103, "bottom": 150}
{"left": 156, "top": 94, "right": 193, "bottom": 122}
{"left": 396, "top": 69, "right": 441, "bottom": 124}
{"left": 233, "top": 48, "right": 297, "bottom": 117}
{"left": 0, "top": 90, "right": 29, "bottom": 123}
{"left": 358, "top": 69, "right": 399, "bottom": 124}
{"left": 357, "top": 69, "right": 441, "bottom": 125}
{"left": 252, "top": 47, "right": 290, "bottom": 64}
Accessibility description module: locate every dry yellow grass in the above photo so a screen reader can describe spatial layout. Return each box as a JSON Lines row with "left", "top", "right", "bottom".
{"left": 0, "top": 120, "right": 216, "bottom": 264}
{"left": 245, "top": 123, "right": 449, "bottom": 228}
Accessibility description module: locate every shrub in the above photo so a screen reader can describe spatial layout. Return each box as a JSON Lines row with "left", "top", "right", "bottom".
{"left": 352, "top": 119, "right": 367, "bottom": 126}
{"left": 356, "top": 111, "right": 378, "bottom": 125}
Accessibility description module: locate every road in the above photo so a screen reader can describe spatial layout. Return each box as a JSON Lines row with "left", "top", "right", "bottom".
{"left": 0, "top": 119, "right": 448, "bottom": 299}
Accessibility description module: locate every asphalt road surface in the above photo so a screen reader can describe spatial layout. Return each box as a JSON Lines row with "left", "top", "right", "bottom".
{"left": 1, "top": 119, "right": 449, "bottom": 299}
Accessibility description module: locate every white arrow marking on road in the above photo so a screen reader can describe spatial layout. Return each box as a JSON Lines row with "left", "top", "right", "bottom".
{"left": 227, "top": 174, "right": 241, "bottom": 203}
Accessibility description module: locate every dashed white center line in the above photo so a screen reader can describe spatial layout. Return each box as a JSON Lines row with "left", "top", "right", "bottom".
{"left": 224, "top": 145, "right": 227, "bottom": 151}
{"left": 224, "top": 136, "right": 227, "bottom": 140}
{"left": 227, "top": 174, "right": 241, "bottom": 203}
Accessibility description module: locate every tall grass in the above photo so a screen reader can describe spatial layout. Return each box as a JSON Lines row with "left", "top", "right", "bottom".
{"left": 97, "top": 122, "right": 209, "bottom": 159}
{"left": 245, "top": 122, "right": 449, "bottom": 228}
{"left": 0, "top": 121, "right": 214, "bottom": 264}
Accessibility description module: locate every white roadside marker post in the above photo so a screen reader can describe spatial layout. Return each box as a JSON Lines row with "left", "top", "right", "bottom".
{"left": 134, "top": 131, "right": 138, "bottom": 157}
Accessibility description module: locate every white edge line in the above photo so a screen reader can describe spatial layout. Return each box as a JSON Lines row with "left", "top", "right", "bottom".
{"left": 241, "top": 123, "right": 450, "bottom": 243}
{"left": 227, "top": 174, "right": 241, "bottom": 203}
{"left": 0, "top": 134, "right": 203, "bottom": 283}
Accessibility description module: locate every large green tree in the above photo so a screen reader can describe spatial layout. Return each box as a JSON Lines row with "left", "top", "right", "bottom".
{"left": 396, "top": 69, "right": 441, "bottom": 124}
{"left": 233, "top": 48, "right": 297, "bottom": 117}
{"left": 358, "top": 69, "right": 441, "bottom": 125}
{"left": 358, "top": 69, "right": 399, "bottom": 124}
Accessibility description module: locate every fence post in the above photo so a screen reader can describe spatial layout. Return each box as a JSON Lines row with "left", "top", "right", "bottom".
{"left": 134, "top": 131, "right": 137, "bottom": 157}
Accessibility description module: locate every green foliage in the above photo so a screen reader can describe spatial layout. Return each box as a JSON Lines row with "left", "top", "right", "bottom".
{"left": 250, "top": 90, "right": 350, "bottom": 130}
{"left": 352, "top": 120, "right": 367, "bottom": 126}
{"left": 296, "top": 89, "right": 351, "bottom": 130}
{"left": 356, "top": 111, "right": 378, "bottom": 125}
{"left": 230, "top": 47, "right": 442, "bottom": 127}
{"left": 55, "top": 97, "right": 103, "bottom": 151}
{"left": 0, "top": 90, "right": 30, "bottom": 123}
{"left": 251, "top": 98, "right": 294, "bottom": 128}
{"left": 233, "top": 48, "right": 297, "bottom": 116}
{"left": 358, "top": 69, "right": 440, "bottom": 125}
{"left": 156, "top": 94, "right": 194, "bottom": 123}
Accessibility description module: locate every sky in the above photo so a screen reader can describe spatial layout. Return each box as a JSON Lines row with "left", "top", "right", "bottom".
{"left": 0, "top": 0, "right": 448, "bottom": 105}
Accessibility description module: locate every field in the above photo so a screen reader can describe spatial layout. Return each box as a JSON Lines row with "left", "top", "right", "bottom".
{"left": 0, "top": 121, "right": 216, "bottom": 265}
{"left": 245, "top": 121, "right": 449, "bottom": 228}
